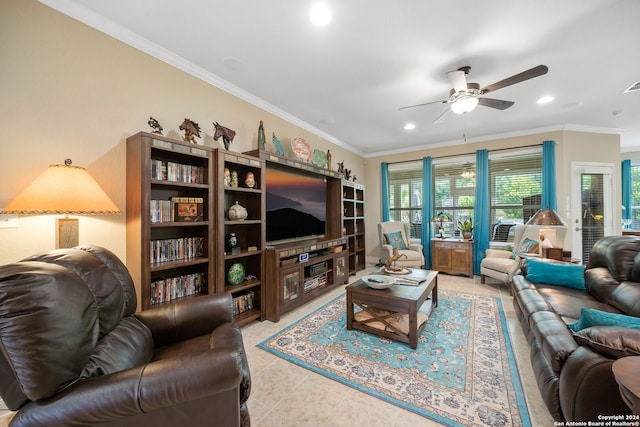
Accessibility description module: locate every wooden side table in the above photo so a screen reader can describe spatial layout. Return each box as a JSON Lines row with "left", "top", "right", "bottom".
{"left": 612, "top": 356, "right": 640, "bottom": 414}
{"left": 431, "top": 239, "right": 474, "bottom": 277}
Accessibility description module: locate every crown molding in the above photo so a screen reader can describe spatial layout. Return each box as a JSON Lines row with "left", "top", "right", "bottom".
{"left": 364, "top": 124, "right": 625, "bottom": 158}
{"left": 39, "top": 0, "right": 365, "bottom": 157}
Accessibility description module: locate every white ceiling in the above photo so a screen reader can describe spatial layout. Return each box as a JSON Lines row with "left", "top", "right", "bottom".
{"left": 42, "top": 0, "right": 640, "bottom": 157}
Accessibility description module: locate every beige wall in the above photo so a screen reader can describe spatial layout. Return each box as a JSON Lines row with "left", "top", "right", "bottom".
{"left": 363, "top": 130, "right": 622, "bottom": 262}
{"left": 0, "top": 1, "right": 364, "bottom": 264}
{"left": 1, "top": 1, "right": 623, "bottom": 268}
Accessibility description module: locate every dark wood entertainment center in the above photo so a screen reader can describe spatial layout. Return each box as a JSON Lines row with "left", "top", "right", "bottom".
{"left": 247, "top": 149, "right": 364, "bottom": 322}
{"left": 126, "top": 136, "right": 365, "bottom": 325}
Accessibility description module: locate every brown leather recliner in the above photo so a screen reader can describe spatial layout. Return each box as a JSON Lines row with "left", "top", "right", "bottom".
{"left": 0, "top": 245, "right": 251, "bottom": 426}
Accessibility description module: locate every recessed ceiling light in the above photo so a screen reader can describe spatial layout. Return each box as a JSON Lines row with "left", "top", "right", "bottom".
{"left": 310, "top": 4, "right": 331, "bottom": 26}
{"left": 404, "top": 123, "right": 416, "bottom": 130}
{"left": 537, "top": 95, "right": 555, "bottom": 104}
{"left": 222, "top": 57, "right": 246, "bottom": 72}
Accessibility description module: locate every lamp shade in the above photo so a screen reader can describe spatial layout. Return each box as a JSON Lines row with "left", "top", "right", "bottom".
{"left": 1, "top": 161, "right": 120, "bottom": 215}
{"left": 526, "top": 209, "right": 565, "bottom": 226}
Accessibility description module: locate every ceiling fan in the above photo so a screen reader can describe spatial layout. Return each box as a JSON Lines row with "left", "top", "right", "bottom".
{"left": 400, "top": 64, "right": 549, "bottom": 124}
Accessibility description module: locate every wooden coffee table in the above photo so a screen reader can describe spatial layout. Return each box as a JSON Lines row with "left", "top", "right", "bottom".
{"left": 346, "top": 269, "right": 438, "bottom": 349}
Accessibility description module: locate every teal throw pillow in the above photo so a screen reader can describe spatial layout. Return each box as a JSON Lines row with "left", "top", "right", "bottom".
{"left": 525, "top": 258, "right": 586, "bottom": 290}
{"left": 385, "top": 231, "right": 407, "bottom": 250}
{"left": 568, "top": 308, "right": 640, "bottom": 332}
{"left": 510, "top": 238, "right": 539, "bottom": 259}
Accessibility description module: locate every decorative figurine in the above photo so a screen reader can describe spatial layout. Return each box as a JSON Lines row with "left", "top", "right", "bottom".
{"left": 337, "top": 161, "right": 344, "bottom": 174}
{"left": 258, "top": 120, "right": 266, "bottom": 150}
{"left": 231, "top": 170, "right": 239, "bottom": 187}
{"left": 353, "top": 175, "right": 357, "bottom": 182}
{"left": 245, "top": 171, "right": 255, "bottom": 188}
{"left": 344, "top": 169, "right": 351, "bottom": 180}
{"left": 384, "top": 248, "right": 407, "bottom": 271}
{"left": 223, "top": 167, "right": 231, "bottom": 186}
{"left": 213, "top": 121, "right": 236, "bottom": 150}
{"left": 179, "top": 118, "right": 201, "bottom": 144}
{"left": 272, "top": 132, "right": 284, "bottom": 156}
{"left": 148, "top": 117, "right": 163, "bottom": 134}
{"left": 326, "top": 149, "right": 332, "bottom": 170}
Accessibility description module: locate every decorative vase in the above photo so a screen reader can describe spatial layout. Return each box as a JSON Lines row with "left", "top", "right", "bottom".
{"left": 227, "top": 262, "right": 245, "bottom": 285}
{"left": 228, "top": 201, "right": 248, "bottom": 221}
{"left": 225, "top": 232, "right": 238, "bottom": 252}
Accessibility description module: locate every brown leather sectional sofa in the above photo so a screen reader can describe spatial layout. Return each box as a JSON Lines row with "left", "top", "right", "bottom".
{"left": 0, "top": 245, "right": 251, "bottom": 426}
{"left": 511, "top": 235, "right": 640, "bottom": 421}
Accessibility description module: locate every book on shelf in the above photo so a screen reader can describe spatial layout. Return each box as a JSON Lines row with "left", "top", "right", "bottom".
{"left": 172, "top": 197, "right": 204, "bottom": 222}
{"left": 304, "top": 274, "right": 327, "bottom": 293}
{"left": 150, "top": 272, "right": 205, "bottom": 306}
{"left": 232, "top": 291, "right": 255, "bottom": 316}
{"left": 150, "top": 237, "right": 204, "bottom": 264}
{"left": 150, "top": 197, "right": 204, "bottom": 223}
{"left": 150, "top": 159, "right": 205, "bottom": 184}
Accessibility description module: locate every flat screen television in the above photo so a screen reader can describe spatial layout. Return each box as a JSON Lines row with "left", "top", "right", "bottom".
{"left": 265, "top": 164, "right": 327, "bottom": 243}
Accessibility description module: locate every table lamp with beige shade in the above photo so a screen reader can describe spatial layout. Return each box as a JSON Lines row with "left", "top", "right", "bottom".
{"left": 1, "top": 159, "right": 120, "bottom": 248}
{"left": 526, "top": 208, "right": 566, "bottom": 258}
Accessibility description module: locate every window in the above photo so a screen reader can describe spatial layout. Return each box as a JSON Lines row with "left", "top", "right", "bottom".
{"left": 388, "top": 163, "right": 422, "bottom": 238}
{"left": 489, "top": 150, "right": 542, "bottom": 243}
{"left": 385, "top": 148, "right": 543, "bottom": 243}
{"left": 630, "top": 164, "right": 640, "bottom": 229}
{"left": 433, "top": 160, "right": 475, "bottom": 238}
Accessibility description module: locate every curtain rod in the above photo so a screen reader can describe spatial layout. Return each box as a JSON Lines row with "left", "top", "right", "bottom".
{"left": 386, "top": 142, "right": 544, "bottom": 166}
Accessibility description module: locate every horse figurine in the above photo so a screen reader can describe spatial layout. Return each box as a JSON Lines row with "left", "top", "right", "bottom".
{"left": 179, "top": 118, "right": 201, "bottom": 144}
{"left": 384, "top": 247, "right": 407, "bottom": 270}
{"left": 213, "top": 122, "right": 236, "bottom": 150}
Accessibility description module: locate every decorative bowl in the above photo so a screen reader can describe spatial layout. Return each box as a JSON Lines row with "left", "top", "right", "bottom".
{"left": 362, "top": 274, "right": 395, "bottom": 289}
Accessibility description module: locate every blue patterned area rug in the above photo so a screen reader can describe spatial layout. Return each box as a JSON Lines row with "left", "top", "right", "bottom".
{"left": 257, "top": 289, "right": 531, "bottom": 427}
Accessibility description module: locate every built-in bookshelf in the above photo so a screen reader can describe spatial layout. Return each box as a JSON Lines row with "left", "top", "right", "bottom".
{"left": 215, "top": 151, "right": 265, "bottom": 326}
{"left": 126, "top": 132, "right": 214, "bottom": 310}
{"left": 342, "top": 180, "right": 366, "bottom": 274}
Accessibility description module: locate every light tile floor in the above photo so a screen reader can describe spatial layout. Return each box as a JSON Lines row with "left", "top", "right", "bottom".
{"left": 242, "top": 268, "right": 555, "bottom": 427}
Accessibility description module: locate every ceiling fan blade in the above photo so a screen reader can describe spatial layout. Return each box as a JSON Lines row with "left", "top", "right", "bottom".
{"left": 399, "top": 99, "right": 447, "bottom": 111}
{"left": 480, "top": 65, "right": 548, "bottom": 94}
{"left": 433, "top": 108, "right": 452, "bottom": 124}
{"left": 446, "top": 69, "right": 468, "bottom": 93}
{"left": 478, "top": 97, "right": 515, "bottom": 110}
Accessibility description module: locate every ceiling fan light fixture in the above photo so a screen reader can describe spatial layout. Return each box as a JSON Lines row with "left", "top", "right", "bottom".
{"left": 451, "top": 96, "right": 479, "bottom": 114}
{"left": 461, "top": 162, "right": 475, "bottom": 179}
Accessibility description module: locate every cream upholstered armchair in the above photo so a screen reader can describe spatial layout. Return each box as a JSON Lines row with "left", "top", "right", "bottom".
{"left": 378, "top": 221, "right": 425, "bottom": 268}
{"left": 480, "top": 224, "right": 568, "bottom": 284}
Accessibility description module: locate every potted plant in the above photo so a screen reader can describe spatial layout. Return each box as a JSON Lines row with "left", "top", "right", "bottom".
{"left": 458, "top": 217, "right": 475, "bottom": 240}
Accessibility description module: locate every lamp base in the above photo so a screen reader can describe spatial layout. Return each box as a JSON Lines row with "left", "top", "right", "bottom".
{"left": 57, "top": 217, "right": 78, "bottom": 248}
